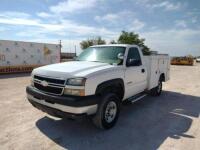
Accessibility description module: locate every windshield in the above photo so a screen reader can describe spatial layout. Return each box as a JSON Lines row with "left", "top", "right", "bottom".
{"left": 76, "top": 46, "right": 126, "bottom": 65}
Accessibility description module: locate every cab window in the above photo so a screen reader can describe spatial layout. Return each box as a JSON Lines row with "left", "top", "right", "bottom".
{"left": 126, "top": 47, "right": 142, "bottom": 66}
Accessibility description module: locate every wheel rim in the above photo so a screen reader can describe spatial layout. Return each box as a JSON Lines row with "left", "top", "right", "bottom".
{"left": 157, "top": 81, "right": 162, "bottom": 93}
{"left": 105, "top": 101, "right": 117, "bottom": 123}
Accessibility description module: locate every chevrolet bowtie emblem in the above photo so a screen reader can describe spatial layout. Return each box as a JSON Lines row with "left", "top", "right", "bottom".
{"left": 41, "top": 80, "right": 48, "bottom": 87}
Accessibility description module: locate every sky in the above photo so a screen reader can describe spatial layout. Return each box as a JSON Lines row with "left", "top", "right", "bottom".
{"left": 0, "top": 0, "right": 200, "bottom": 56}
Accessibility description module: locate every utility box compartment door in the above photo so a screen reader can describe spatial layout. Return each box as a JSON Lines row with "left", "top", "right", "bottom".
{"left": 144, "top": 55, "right": 170, "bottom": 90}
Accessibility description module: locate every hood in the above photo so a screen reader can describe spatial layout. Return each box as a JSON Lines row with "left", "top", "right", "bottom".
{"left": 33, "top": 61, "right": 115, "bottom": 79}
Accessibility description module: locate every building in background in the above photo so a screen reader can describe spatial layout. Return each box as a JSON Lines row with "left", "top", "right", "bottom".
{"left": 61, "top": 52, "right": 76, "bottom": 62}
{"left": 0, "top": 40, "right": 60, "bottom": 74}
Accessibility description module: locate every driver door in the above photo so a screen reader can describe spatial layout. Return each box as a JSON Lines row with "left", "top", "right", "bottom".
{"left": 124, "top": 47, "right": 147, "bottom": 99}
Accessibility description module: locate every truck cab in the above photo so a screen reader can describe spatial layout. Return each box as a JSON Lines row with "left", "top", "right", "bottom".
{"left": 27, "top": 44, "right": 170, "bottom": 129}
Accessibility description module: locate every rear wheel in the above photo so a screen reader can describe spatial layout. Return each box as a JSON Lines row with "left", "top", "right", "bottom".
{"left": 92, "top": 93, "right": 120, "bottom": 129}
{"left": 150, "top": 79, "right": 162, "bottom": 96}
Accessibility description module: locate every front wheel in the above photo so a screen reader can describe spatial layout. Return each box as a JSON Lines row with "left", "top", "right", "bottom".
{"left": 92, "top": 93, "right": 120, "bottom": 129}
{"left": 150, "top": 79, "right": 162, "bottom": 96}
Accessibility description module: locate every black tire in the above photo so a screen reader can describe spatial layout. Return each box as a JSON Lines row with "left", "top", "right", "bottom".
{"left": 150, "top": 78, "right": 162, "bottom": 96}
{"left": 92, "top": 93, "right": 120, "bottom": 129}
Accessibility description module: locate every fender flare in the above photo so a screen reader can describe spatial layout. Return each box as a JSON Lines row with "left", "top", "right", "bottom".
{"left": 95, "top": 78, "right": 125, "bottom": 100}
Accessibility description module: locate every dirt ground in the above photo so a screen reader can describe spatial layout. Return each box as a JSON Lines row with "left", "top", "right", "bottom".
{"left": 0, "top": 64, "right": 200, "bottom": 150}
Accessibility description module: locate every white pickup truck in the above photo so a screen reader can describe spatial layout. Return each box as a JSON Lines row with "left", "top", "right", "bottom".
{"left": 27, "top": 44, "right": 170, "bottom": 129}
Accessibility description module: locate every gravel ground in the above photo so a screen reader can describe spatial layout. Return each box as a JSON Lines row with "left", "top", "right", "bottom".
{"left": 0, "top": 64, "right": 200, "bottom": 150}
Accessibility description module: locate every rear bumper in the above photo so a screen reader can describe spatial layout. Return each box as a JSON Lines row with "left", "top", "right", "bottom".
{"left": 26, "top": 86, "right": 99, "bottom": 117}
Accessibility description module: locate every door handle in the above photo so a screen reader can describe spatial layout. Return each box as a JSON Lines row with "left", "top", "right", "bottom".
{"left": 141, "top": 69, "right": 145, "bottom": 73}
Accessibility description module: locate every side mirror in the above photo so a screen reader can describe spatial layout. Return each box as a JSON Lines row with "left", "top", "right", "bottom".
{"left": 117, "top": 53, "right": 124, "bottom": 60}
{"left": 126, "top": 59, "right": 141, "bottom": 67}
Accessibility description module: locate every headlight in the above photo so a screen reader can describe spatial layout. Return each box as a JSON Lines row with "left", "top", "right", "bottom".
{"left": 66, "top": 78, "right": 86, "bottom": 86}
{"left": 64, "top": 88, "right": 85, "bottom": 96}
{"left": 64, "top": 77, "right": 86, "bottom": 96}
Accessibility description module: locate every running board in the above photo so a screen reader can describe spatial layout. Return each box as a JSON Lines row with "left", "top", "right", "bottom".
{"left": 125, "top": 92, "right": 147, "bottom": 104}
{"left": 130, "top": 94, "right": 147, "bottom": 103}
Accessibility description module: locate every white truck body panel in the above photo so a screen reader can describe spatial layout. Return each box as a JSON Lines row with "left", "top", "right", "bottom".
{"left": 144, "top": 55, "right": 170, "bottom": 90}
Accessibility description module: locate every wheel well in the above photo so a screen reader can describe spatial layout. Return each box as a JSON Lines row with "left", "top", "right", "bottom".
{"left": 95, "top": 79, "right": 124, "bottom": 101}
{"left": 160, "top": 73, "right": 165, "bottom": 82}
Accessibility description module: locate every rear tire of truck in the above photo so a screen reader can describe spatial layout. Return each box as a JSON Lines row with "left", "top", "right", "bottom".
{"left": 150, "top": 79, "right": 162, "bottom": 96}
{"left": 92, "top": 93, "right": 120, "bottom": 129}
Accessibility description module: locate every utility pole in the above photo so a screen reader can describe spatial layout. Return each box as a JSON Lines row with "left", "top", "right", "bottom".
{"left": 74, "top": 45, "right": 77, "bottom": 57}
{"left": 59, "top": 40, "right": 62, "bottom": 62}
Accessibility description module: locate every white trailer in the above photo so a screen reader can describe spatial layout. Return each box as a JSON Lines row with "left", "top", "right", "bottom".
{"left": 0, "top": 40, "right": 60, "bottom": 74}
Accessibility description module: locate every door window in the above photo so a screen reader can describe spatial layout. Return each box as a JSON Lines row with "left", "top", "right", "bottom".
{"left": 126, "top": 47, "right": 142, "bottom": 66}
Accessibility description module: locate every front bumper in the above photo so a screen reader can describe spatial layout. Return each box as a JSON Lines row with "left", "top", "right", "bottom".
{"left": 26, "top": 86, "right": 99, "bottom": 117}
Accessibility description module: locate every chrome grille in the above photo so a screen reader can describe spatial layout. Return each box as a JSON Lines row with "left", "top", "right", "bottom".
{"left": 33, "top": 75, "right": 65, "bottom": 95}
{"left": 34, "top": 75, "right": 65, "bottom": 85}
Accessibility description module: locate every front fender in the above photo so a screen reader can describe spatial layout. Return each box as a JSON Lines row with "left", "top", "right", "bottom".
{"left": 84, "top": 67, "right": 125, "bottom": 96}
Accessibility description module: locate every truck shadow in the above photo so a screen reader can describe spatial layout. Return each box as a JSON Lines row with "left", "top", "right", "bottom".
{"left": 36, "top": 91, "right": 200, "bottom": 150}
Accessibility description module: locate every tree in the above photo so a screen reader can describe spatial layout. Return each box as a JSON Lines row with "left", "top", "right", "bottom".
{"left": 110, "top": 40, "right": 117, "bottom": 44}
{"left": 95, "top": 37, "right": 106, "bottom": 45}
{"left": 117, "top": 31, "right": 150, "bottom": 55}
{"left": 80, "top": 37, "right": 106, "bottom": 49}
